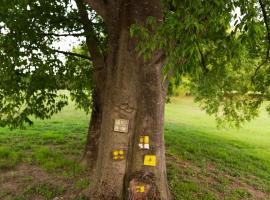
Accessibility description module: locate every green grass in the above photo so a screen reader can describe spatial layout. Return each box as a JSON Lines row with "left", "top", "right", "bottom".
{"left": 0, "top": 147, "right": 21, "bottom": 169}
{"left": 0, "top": 97, "right": 270, "bottom": 199}
{"left": 165, "top": 97, "right": 270, "bottom": 199}
{"left": 10, "top": 183, "right": 65, "bottom": 200}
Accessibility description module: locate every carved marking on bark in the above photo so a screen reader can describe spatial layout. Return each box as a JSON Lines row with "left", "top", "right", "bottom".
{"left": 129, "top": 179, "right": 151, "bottom": 200}
{"left": 113, "top": 90, "right": 136, "bottom": 114}
{"left": 115, "top": 102, "right": 136, "bottom": 116}
{"left": 128, "top": 172, "right": 161, "bottom": 200}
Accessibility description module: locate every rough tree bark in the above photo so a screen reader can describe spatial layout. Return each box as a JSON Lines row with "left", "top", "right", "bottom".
{"left": 75, "top": 0, "right": 106, "bottom": 171}
{"left": 81, "top": 0, "right": 171, "bottom": 199}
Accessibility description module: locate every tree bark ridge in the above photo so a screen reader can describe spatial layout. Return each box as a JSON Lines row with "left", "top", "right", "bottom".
{"left": 75, "top": 0, "right": 106, "bottom": 172}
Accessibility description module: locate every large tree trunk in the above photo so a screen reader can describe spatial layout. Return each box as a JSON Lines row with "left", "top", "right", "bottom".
{"left": 84, "top": 0, "right": 171, "bottom": 199}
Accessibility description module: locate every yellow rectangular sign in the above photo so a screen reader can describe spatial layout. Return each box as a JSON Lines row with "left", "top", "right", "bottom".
{"left": 144, "top": 155, "right": 156, "bottom": 166}
{"left": 144, "top": 136, "right": 149, "bottom": 144}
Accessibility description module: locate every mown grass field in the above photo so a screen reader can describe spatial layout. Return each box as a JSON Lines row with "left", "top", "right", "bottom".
{"left": 0, "top": 97, "right": 270, "bottom": 200}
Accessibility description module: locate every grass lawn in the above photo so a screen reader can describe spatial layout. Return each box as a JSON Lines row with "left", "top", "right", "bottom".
{"left": 0, "top": 97, "right": 270, "bottom": 200}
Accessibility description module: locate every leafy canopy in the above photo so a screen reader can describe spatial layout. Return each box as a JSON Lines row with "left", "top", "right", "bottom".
{"left": 0, "top": 0, "right": 270, "bottom": 128}
{"left": 131, "top": 0, "right": 270, "bottom": 126}
{"left": 0, "top": 0, "right": 105, "bottom": 128}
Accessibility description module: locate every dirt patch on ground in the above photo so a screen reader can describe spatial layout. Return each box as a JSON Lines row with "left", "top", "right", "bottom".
{"left": 230, "top": 181, "right": 267, "bottom": 199}
{"left": 0, "top": 163, "right": 90, "bottom": 200}
{"left": 166, "top": 153, "right": 270, "bottom": 200}
{"left": 1, "top": 156, "right": 270, "bottom": 200}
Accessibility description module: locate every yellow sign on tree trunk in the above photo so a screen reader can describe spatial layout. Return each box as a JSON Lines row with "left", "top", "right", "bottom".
{"left": 144, "top": 155, "right": 157, "bottom": 166}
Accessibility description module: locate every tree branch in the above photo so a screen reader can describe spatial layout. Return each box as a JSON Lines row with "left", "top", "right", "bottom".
{"left": 75, "top": 0, "right": 105, "bottom": 69}
{"left": 40, "top": 32, "right": 85, "bottom": 37}
{"left": 251, "top": 0, "right": 270, "bottom": 82}
{"left": 49, "top": 48, "right": 91, "bottom": 60}
{"left": 196, "top": 42, "right": 209, "bottom": 73}
{"left": 259, "top": 0, "right": 270, "bottom": 59}
{"left": 83, "top": 0, "right": 106, "bottom": 19}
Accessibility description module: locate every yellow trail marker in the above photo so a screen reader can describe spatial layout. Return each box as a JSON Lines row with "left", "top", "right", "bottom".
{"left": 136, "top": 186, "right": 145, "bottom": 193}
{"left": 139, "top": 136, "right": 150, "bottom": 149}
{"left": 144, "top": 136, "right": 149, "bottom": 144}
{"left": 119, "top": 150, "right": 124, "bottom": 155}
{"left": 113, "top": 150, "right": 125, "bottom": 160}
{"left": 144, "top": 155, "right": 156, "bottom": 166}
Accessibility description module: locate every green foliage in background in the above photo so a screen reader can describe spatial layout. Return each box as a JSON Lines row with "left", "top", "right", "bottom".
{"left": 131, "top": 0, "right": 270, "bottom": 126}
{"left": 0, "top": 0, "right": 270, "bottom": 127}
{"left": 65, "top": 44, "right": 93, "bottom": 113}
{"left": 0, "top": 0, "right": 105, "bottom": 128}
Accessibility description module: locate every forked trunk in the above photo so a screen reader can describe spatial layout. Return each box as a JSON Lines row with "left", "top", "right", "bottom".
{"left": 85, "top": 1, "right": 171, "bottom": 199}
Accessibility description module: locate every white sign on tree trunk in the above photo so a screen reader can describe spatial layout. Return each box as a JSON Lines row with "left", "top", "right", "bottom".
{"left": 114, "top": 119, "right": 129, "bottom": 133}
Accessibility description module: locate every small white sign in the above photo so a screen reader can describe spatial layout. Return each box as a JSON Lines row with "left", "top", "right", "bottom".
{"left": 114, "top": 119, "right": 129, "bottom": 133}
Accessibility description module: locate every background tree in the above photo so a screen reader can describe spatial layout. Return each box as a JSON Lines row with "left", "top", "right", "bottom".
{"left": 0, "top": 0, "right": 270, "bottom": 199}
